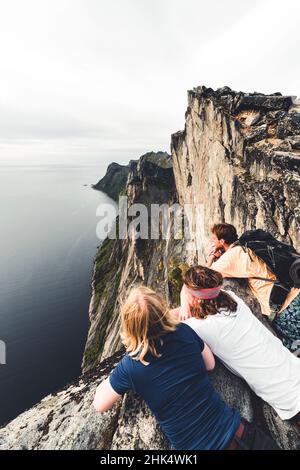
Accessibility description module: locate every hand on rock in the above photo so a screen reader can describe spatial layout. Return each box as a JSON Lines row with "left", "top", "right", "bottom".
{"left": 178, "top": 306, "right": 192, "bottom": 321}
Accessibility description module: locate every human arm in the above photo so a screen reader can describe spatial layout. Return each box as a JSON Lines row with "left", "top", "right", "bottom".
{"left": 207, "top": 254, "right": 214, "bottom": 268}
{"left": 207, "top": 245, "right": 225, "bottom": 268}
{"left": 210, "top": 247, "right": 248, "bottom": 278}
{"left": 178, "top": 284, "right": 194, "bottom": 321}
{"left": 169, "top": 285, "right": 193, "bottom": 321}
{"left": 201, "top": 343, "right": 215, "bottom": 371}
{"left": 94, "top": 357, "right": 131, "bottom": 413}
{"left": 93, "top": 378, "right": 122, "bottom": 412}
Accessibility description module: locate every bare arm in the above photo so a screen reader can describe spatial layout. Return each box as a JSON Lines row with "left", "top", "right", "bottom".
{"left": 93, "top": 378, "right": 122, "bottom": 413}
{"left": 169, "top": 286, "right": 193, "bottom": 321}
{"left": 201, "top": 343, "right": 215, "bottom": 371}
{"left": 207, "top": 246, "right": 224, "bottom": 268}
{"left": 178, "top": 284, "right": 194, "bottom": 321}
{"left": 207, "top": 249, "right": 216, "bottom": 268}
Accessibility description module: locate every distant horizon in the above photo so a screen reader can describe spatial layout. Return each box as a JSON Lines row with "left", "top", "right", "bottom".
{"left": 0, "top": 147, "right": 169, "bottom": 168}
{"left": 1, "top": 0, "right": 299, "bottom": 166}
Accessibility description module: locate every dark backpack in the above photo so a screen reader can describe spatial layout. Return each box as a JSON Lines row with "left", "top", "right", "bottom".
{"left": 235, "top": 229, "right": 300, "bottom": 312}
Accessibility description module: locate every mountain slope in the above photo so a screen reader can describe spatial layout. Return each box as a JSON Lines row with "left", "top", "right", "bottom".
{"left": 0, "top": 86, "right": 299, "bottom": 450}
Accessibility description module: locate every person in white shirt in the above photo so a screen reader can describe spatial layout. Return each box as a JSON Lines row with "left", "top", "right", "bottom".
{"left": 174, "top": 265, "right": 300, "bottom": 425}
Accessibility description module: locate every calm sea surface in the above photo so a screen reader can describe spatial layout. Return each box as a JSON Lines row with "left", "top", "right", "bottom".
{"left": 0, "top": 165, "right": 116, "bottom": 425}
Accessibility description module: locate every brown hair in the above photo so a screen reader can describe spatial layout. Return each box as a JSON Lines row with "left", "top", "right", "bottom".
{"left": 120, "top": 285, "right": 178, "bottom": 365}
{"left": 183, "top": 266, "right": 237, "bottom": 319}
{"left": 211, "top": 223, "right": 238, "bottom": 245}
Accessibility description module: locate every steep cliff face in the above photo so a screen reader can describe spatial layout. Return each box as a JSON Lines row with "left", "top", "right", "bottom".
{"left": 77, "top": 87, "right": 300, "bottom": 450}
{"left": 1, "top": 87, "right": 299, "bottom": 450}
{"left": 82, "top": 151, "right": 184, "bottom": 371}
{"left": 92, "top": 162, "right": 130, "bottom": 201}
{"left": 0, "top": 348, "right": 255, "bottom": 450}
{"left": 171, "top": 86, "right": 300, "bottom": 258}
{"left": 1, "top": 312, "right": 299, "bottom": 450}
{"left": 0, "top": 351, "right": 123, "bottom": 450}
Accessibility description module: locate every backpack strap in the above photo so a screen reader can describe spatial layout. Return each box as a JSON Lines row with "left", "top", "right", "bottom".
{"left": 225, "top": 247, "right": 291, "bottom": 319}
{"left": 231, "top": 242, "right": 256, "bottom": 262}
{"left": 249, "top": 276, "right": 290, "bottom": 292}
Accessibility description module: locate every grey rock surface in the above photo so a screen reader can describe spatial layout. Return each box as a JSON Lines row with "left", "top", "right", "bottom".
{"left": 1, "top": 86, "right": 299, "bottom": 450}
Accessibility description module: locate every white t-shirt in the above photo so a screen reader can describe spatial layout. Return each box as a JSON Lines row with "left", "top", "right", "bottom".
{"left": 184, "top": 290, "right": 300, "bottom": 420}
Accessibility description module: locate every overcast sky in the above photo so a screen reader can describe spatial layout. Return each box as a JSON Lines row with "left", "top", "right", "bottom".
{"left": 0, "top": 0, "right": 299, "bottom": 166}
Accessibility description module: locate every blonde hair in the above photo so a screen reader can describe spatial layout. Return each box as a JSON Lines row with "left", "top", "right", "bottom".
{"left": 120, "top": 285, "right": 178, "bottom": 365}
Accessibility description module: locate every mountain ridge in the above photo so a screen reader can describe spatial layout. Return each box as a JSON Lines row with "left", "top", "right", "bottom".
{"left": 1, "top": 85, "right": 299, "bottom": 450}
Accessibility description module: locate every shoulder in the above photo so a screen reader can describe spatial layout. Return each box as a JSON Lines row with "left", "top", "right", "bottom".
{"left": 114, "top": 353, "right": 135, "bottom": 372}
{"left": 184, "top": 316, "right": 206, "bottom": 329}
{"left": 177, "top": 322, "right": 204, "bottom": 347}
{"left": 184, "top": 318, "right": 217, "bottom": 350}
{"left": 183, "top": 318, "right": 208, "bottom": 336}
{"left": 226, "top": 245, "right": 247, "bottom": 259}
{"left": 222, "top": 290, "right": 251, "bottom": 315}
{"left": 112, "top": 353, "right": 130, "bottom": 369}
{"left": 177, "top": 321, "right": 204, "bottom": 334}
{"left": 108, "top": 353, "right": 135, "bottom": 395}
{"left": 175, "top": 321, "right": 195, "bottom": 337}
{"left": 212, "top": 246, "right": 250, "bottom": 275}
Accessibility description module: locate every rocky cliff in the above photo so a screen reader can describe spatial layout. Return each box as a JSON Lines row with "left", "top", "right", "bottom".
{"left": 1, "top": 87, "right": 299, "bottom": 450}
{"left": 92, "top": 162, "right": 130, "bottom": 201}
{"left": 82, "top": 150, "right": 180, "bottom": 369}
{"left": 171, "top": 86, "right": 300, "bottom": 257}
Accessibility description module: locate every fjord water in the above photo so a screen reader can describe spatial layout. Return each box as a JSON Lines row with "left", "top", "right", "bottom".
{"left": 0, "top": 165, "right": 116, "bottom": 425}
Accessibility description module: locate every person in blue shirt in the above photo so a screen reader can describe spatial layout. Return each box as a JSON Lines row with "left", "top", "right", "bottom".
{"left": 93, "top": 285, "right": 278, "bottom": 450}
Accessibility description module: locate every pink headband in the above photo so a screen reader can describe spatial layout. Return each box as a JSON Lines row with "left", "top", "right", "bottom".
{"left": 186, "top": 286, "right": 221, "bottom": 300}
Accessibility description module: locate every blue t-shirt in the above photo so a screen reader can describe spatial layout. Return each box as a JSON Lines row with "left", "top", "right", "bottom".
{"left": 109, "top": 323, "right": 240, "bottom": 450}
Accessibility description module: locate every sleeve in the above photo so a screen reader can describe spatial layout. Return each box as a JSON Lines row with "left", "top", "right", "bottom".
{"left": 211, "top": 252, "right": 235, "bottom": 277}
{"left": 109, "top": 356, "right": 132, "bottom": 395}
{"left": 185, "top": 323, "right": 205, "bottom": 352}
{"left": 212, "top": 247, "right": 250, "bottom": 278}
{"left": 196, "top": 335, "right": 205, "bottom": 353}
{"left": 187, "top": 319, "right": 218, "bottom": 353}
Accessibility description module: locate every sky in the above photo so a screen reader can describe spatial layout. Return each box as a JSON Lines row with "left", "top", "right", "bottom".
{"left": 0, "top": 0, "right": 299, "bottom": 166}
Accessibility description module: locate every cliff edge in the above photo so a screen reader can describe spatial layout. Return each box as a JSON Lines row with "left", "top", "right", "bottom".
{"left": 0, "top": 86, "right": 299, "bottom": 450}
{"left": 92, "top": 162, "right": 130, "bottom": 201}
